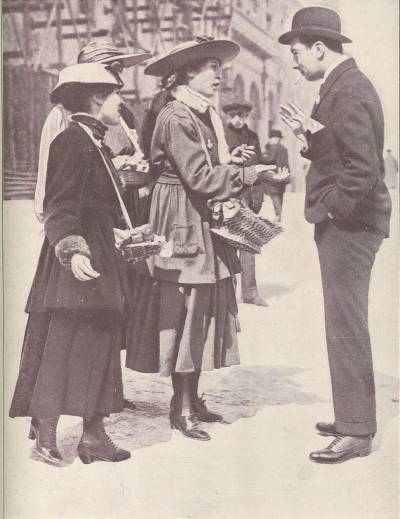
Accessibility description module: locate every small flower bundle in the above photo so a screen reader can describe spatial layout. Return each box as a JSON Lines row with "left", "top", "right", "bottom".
{"left": 114, "top": 225, "right": 173, "bottom": 264}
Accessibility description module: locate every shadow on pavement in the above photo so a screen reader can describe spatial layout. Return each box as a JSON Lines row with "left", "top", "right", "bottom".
{"left": 32, "top": 367, "right": 398, "bottom": 466}
{"left": 55, "top": 365, "right": 325, "bottom": 465}
{"left": 257, "top": 282, "right": 296, "bottom": 298}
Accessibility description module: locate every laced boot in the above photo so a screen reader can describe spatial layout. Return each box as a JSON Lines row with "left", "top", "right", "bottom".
{"left": 192, "top": 394, "right": 223, "bottom": 423}
{"left": 77, "top": 416, "right": 131, "bottom": 464}
{"left": 169, "top": 396, "right": 210, "bottom": 441}
{"left": 29, "top": 417, "right": 62, "bottom": 464}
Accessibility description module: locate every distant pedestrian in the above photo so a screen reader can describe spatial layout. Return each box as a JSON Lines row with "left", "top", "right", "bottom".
{"left": 262, "top": 129, "right": 291, "bottom": 222}
{"left": 384, "top": 149, "right": 398, "bottom": 189}
{"left": 223, "top": 99, "right": 268, "bottom": 307}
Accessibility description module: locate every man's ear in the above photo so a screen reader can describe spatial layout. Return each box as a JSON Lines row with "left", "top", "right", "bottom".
{"left": 314, "top": 41, "right": 326, "bottom": 60}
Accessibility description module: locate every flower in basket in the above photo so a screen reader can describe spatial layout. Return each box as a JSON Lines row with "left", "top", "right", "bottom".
{"left": 113, "top": 226, "right": 173, "bottom": 264}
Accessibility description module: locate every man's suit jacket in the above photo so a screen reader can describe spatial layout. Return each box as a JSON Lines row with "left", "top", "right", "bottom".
{"left": 302, "top": 58, "right": 391, "bottom": 236}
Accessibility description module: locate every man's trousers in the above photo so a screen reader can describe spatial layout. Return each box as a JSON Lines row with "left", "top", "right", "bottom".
{"left": 315, "top": 219, "right": 384, "bottom": 436}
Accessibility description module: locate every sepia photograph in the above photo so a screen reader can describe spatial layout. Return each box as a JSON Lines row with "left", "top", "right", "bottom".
{"left": 2, "top": 0, "right": 399, "bottom": 518}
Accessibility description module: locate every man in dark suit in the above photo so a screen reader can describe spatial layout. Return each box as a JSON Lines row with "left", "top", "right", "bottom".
{"left": 223, "top": 100, "right": 268, "bottom": 306}
{"left": 279, "top": 7, "right": 392, "bottom": 463}
{"left": 262, "top": 129, "right": 291, "bottom": 222}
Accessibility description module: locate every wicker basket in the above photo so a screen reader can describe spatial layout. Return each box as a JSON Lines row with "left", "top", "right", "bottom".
{"left": 225, "top": 206, "right": 283, "bottom": 247}
{"left": 210, "top": 227, "right": 261, "bottom": 254}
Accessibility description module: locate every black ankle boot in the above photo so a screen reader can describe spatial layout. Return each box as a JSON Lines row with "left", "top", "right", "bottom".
{"left": 78, "top": 416, "right": 131, "bottom": 464}
{"left": 169, "top": 397, "right": 210, "bottom": 441}
{"left": 29, "top": 417, "right": 62, "bottom": 464}
{"left": 192, "top": 394, "right": 223, "bottom": 423}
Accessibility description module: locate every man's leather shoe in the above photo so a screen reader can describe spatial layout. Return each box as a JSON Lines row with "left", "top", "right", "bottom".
{"left": 316, "top": 421, "right": 338, "bottom": 436}
{"left": 243, "top": 296, "right": 269, "bottom": 307}
{"left": 309, "top": 435, "right": 372, "bottom": 464}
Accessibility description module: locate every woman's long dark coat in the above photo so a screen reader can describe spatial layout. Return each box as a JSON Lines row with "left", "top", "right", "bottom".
{"left": 27, "top": 123, "right": 131, "bottom": 314}
{"left": 10, "top": 121, "right": 130, "bottom": 419}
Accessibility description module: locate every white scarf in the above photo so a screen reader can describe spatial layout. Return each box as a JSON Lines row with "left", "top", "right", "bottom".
{"left": 172, "top": 85, "right": 231, "bottom": 164}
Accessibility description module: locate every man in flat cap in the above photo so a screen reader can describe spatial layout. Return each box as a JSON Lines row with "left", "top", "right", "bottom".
{"left": 279, "top": 7, "right": 391, "bottom": 463}
{"left": 223, "top": 100, "right": 268, "bottom": 307}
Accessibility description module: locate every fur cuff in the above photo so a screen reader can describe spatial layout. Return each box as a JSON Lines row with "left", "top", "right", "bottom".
{"left": 55, "top": 235, "right": 91, "bottom": 268}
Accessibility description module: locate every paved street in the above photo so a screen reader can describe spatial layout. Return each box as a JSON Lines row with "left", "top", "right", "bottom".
{"left": 3, "top": 192, "right": 399, "bottom": 519}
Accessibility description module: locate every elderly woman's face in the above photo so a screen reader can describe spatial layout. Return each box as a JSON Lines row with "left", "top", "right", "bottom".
{"left": 187, "top": 59, "right": 222, "bottom": 98}
{"left": 97, "top": 88, "right": 123, "bottom": 125}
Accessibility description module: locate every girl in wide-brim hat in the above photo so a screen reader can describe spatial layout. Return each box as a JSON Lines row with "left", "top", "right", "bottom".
{"left": 9, "top": 62, "right": 133, "bottom": 465}
{"left": 126, "top": 37, "right": 260, "bottom": 440}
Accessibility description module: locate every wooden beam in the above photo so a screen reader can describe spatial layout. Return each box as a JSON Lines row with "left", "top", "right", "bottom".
{"left": 30, "top": 17, "right": 87, "bottom": 29}
{"left": 2, "top": 2, "right": 64, "bottom": 14}
{"left": 61, "top": 29, "right": 108, "bottom": 40}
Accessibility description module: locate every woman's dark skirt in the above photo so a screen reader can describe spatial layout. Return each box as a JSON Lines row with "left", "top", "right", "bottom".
{"left": 126, "top": 273, "right": 240, "bottom": 376}
{"left": 9, "top": 310, "right": 124, "bottom": 420}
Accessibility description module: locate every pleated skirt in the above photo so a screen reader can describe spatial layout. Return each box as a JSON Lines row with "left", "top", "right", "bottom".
{"left": 9, "top": 310, "right": 124, "bottom": 420}
{"left": 125, "top": 273, "right": 240, "bottom": 376}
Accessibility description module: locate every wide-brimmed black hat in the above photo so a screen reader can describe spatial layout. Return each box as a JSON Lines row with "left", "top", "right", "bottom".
{"left": 145, "top": 36, "right": 240, "bottom": 77}
{"left": 222, "top": 99, "right": 253, "bottom": 113}
{"left": 278, "top": 7, "right": 352, "bottom": 45}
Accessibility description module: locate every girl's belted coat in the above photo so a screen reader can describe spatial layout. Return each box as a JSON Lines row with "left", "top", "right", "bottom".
{"left": 134, "top": 100, "right": 248, "bottom": 284}
{"left": 126, "top": 99, "right": 256, "bottom": 375}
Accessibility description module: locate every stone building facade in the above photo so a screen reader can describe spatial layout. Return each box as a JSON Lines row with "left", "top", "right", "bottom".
{"left": 3, "top": 0, "right": 317, "bottom": 197}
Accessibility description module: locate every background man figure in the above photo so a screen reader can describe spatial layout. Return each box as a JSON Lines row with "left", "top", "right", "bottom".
{"left": 223, "top": 100, "right": 268, "bottom": 307}
{"left": 279, "top": 6, "right": 391, "bottom": 463}
{"left": 262, "top": 129, "right": 291, "bottom": 222}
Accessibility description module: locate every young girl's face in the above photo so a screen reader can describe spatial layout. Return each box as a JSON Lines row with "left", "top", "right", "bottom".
{"left": 187, "top": 59, "right": 222, "bottom": 99}
{"left": 97, "top": 89, "right": 123, "bottom": 125}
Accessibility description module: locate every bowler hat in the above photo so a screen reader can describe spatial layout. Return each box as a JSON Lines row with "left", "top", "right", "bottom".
{"left": 50, "top": 63, "right": 123, "bottom": 104}
{"left": 278, "top": 7, "right": 352, "bottom": 45}
{"left": 270, "top": 129, "right": 282, "bottom": 138}
{"left": 145, "top": 36, "right": 239, "bottom": 77}
{"left": 222, "top": 99, "right": 253, "bottom": 113}
{"left": 78, "top": 40, "right": 151, "bottom": 68}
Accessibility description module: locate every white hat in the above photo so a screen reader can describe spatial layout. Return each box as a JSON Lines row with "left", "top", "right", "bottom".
{"left": 50, "top": 62, "right": 123, "bottom": 104}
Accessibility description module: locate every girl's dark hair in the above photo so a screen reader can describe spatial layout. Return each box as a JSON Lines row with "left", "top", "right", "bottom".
{"left": 56, "top": 83, "right": 117, "bottom": 113}
{"left": 298, "top": 35, "right": 343, "bottom": 54}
